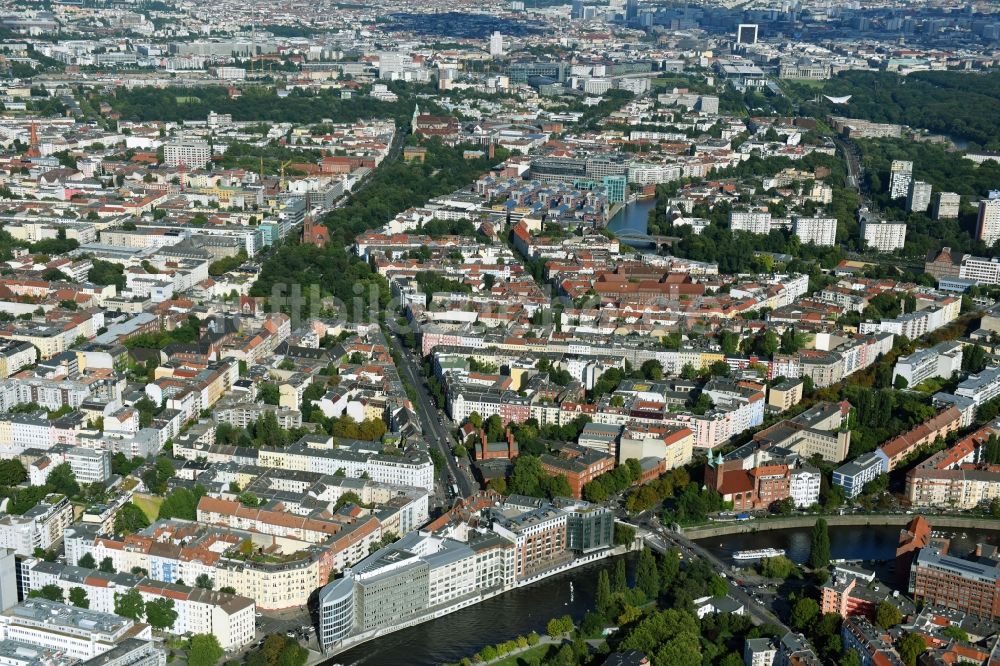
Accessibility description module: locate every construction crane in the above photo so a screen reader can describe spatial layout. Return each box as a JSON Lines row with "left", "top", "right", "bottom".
{"left": 279, "top": 159, "right": 293, "bottom": 191}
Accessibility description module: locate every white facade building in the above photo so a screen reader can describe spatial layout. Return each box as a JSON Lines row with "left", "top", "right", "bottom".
{"left": 977, "top": 198, "right": 1000, "bottom": 248}
{"left": 163, "top": 140, "right": 211, "bottom": 169}
{"left": 907, "top": 180, "right": 932, "bottom": 213}
{"left": 933, "top": 192, "right": 960, "bottom": 220}
{"left": 0, "top": 599, "right": 152, "bottom": 661}
{"left": 789, "top": 466, "right": 822, "bottom": 508}
{"left": 861, "top": 220, "right": 907, "bottom": 252}
{"left": 730, "top": 211, "right": 772, "bottom": 235}
{"left": 892, "top": 341, "right": 963, "bottom": 388}
{"left": 889, "top": 160, "right": 913, "bottom": 199}
{"left": 792, "top": 216, "right": 837, "bottom": 246}
{"left": 0, "top": 495, "right": 73, "bottom": 556}
{"left": 489, "top": 31, "right": 504, "bottom": 57}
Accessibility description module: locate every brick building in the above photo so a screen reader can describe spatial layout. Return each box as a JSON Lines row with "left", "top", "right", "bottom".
{"left": 539, "top": 443, "right": 615, "bottom": 499}
{"left": 910, "top": 546, "right": 1000, "bottom": 620}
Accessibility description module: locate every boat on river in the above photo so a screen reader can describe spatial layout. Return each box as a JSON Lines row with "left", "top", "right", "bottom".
{"left": 733, "top": 548, "right": 785, "bottom": 562}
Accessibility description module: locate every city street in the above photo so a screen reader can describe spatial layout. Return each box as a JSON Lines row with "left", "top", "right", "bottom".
{"left": 635, "top": 517, "right": 791, "bottom": 633}
{"left": 386, "top": 329, "right": 477, "bottom": 498}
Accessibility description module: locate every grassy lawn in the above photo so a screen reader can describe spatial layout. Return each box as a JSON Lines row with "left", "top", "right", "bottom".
{"left": 913, "top": 377, "right": 946, "bottom": 394}
{"left": 491, "top": 644, "right": 553, "bottom": 666}
{"left": 786, "top": 78, "right": 828, "bottom": 89}
{"left": 133, "top": 493, "right": 163, "bottom": 522}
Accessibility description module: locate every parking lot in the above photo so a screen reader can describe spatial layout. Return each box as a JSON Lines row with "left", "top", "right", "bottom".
{"left": 249, "top": 610, "right": 319, "bottom": 652}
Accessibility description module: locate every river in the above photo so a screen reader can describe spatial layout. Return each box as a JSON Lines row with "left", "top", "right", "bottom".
{"left": 325, "top": 524, "right": 1000, "bottom": 665}
{"left": 694, "top": 524, "right": 1000, "bottom": 566}
{"left": 328, "top": 555, "right": 637, "bottom": 666}
{"left": 608, "top": 197, "right": 655, "bottom": 237}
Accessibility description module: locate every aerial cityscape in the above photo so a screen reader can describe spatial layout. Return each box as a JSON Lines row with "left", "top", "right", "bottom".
{"left": 0, "top": 0, "right": 999, "bottom": 665}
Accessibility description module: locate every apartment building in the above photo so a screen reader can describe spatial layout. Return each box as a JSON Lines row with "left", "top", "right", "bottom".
{"left": 144, "top": 359, "right": 239, "bottom": 422}
{"left": 730, "top": 211, "right": 772, "bottom": 235}
{"left": 137, "top": 581, "right": 254, "bottom": 650}
{"left": 859, "top": 299, "right": 959, "bottom": 341}
{"left": 905, "top": 426, "right": 999, "bottom": 509}
{"left": 976, "top": 198, "right": 1000, "bottom": 248}
{"left": 888, "top": 160, "right": 913, "bottom": 199}
{"left": 64, "top": 446, "right": 111, "bottom": 483}
{"left": 792, "top": 216, "right": 837, "bottom": 246}
{"left": 745, "top": 632, "right": 822, "bottom": 666}
{"left": 745, "top": 637, "right": 778, "bottom": 666}
{"left": 821, "top": 574, "right": 881, "bottom": 619}
{"left": 0, "top": 599, "right": 153, "bottom": 660}
{"left": 198, "top": 497, "right": 382, "bottom": 572}
{"left": 789, "top": 467, "right": 822, "bottom": 508}
{"left": 907, "top": 180, "right": 932, "bottom": 213}
{"left": 0, "top": 495, "right": 72, "bottom": 556}
{"left": 20, "top": 560, "right": 255, "bottom": 650}
{"left": 840, "top": 615, "right": 904, "bottom": 666}
{"left": 618, "top": 426, "right": 694, "bottom": 471}
{"left": 0, "top": 342, "right": 36, "bottom": 379}
{"left": 892, "top": 341, "right": 963, "bottom": 389}
{"left": 214, "top": 402, "right": 302, "bottom": 430}
{"left": 955, "top": 254, "right": 1000, "bottom": 286}
{"left": 767, "top": 379, "right": 804, "bottom": 411}
{"left": 933, "top": 192, "right": 961, "bottom": 220}
{"left": 833, "top": 451, "right": 888, "bottom": 499}
{"left": 163, "top": 140, "right": 211, "bottom": 169}
{"left": 878, "top": 406, "right": 962, "bottom": 472}
{"left": 935, "top": 365, "right": 1000, "bottom": 427}
{"left": 233, "top": 437, "right": 435, "bottom": 492}
{"left": 63, "top": 521, "right": 330, "bottom": 611}
{"left": 861, "top": 219, "right": 907, "bottom": 253}
{"left": 448, "top": 388, "right": 531, "bottom": 426}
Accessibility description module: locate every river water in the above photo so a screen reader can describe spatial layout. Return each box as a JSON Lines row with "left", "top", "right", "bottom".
{"left": 608, "top": 197, "right": 654, "bottom": 236}
{"left": 695, "top": 524, "right": 1000, "bottom": 565}
{"left": 325, "top": 524, "right": 1000, "bottom": 665}
{"left": 329, "top": 555, "right": 636, "bottom": 666}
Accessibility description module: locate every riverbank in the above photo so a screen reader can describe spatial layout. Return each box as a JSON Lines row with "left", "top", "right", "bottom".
{"left": 321, "top": 546, "right": 628, "bottom": 662}
{"left": 607, "top": 201, "right": 625, "bottom": 223}
{"left": 683, "top": 513, "right": 1000, "bottom": 539}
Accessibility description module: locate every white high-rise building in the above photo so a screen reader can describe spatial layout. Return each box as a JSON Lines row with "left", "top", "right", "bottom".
{"left": 163, "top": 140, "right": 211, "bottom": 168}
{"left": 889, "top": 160, "right": 913, "bottom": 199}
{"left": 933, "top": 192, "right": 961, "bottom": 220}
{"left": 730, "top": 210, "right": 772, "bottom": 235}
{"left": 861, "top": 219, "right": 907, "bottom": 252}
{"left": 489, "top": 31, "right": 504, "bottom": 57}
{"left": 977, "top": 198, "right": 1000, "bottom": 248}
{"left": 0, "top": 550, "right": 14, "bottom": 612}
{"left": 793, "top": 216, "right": 837, "bottom": 246}
{"left": 907, "top": 180, "right": 932, "bottom": 213}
